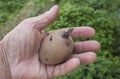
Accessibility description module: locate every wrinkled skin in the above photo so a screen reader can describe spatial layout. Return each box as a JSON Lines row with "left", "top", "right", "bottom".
{"left": 0, "top": 5, "right": 100, "bottom": 79}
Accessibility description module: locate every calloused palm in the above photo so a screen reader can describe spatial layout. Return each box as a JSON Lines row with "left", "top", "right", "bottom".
{"left": 1, "top": 5, "right": 100, "bottom": 79}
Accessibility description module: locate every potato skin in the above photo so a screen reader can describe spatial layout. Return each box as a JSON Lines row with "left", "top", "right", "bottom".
{"left": 39, "top": 30, "right": 73, "bottom": 65}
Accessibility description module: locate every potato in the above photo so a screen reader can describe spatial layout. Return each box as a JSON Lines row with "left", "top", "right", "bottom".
{"left": 39, "top": 30, "right": 73, "bottom": 65}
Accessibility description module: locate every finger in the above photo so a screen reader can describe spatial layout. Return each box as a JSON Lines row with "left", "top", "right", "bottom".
{"left": 32, "top": 5, "right": 59, "bottom": 31}
{"left": 53, "top": 58, "right": 80, "bottom": 77}
{"left": 71, "top": 52, "right": 97, "bottom": 65}
{"left": 58, "top": 26, "right": 95, "bottom": 38}
{"left": 71, "top": 26, "right": 95, "bottom": 38}
{"left": 74, "top": 40, "right": 100, "bottom": 53}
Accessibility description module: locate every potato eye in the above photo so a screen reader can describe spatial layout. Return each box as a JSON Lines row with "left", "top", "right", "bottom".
{"left": 50, "top": 36, "right": 53, "bottom": 41}
{"left": 47, "top": 33, "right": 49, "bottom": 36}
{"left": 45, "top": 58, "right": 48, "bottom": 62}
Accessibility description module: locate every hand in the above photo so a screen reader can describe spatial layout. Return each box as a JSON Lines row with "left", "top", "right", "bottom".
{"left": 1, "top": 5, "right": 100, "bottom": 79}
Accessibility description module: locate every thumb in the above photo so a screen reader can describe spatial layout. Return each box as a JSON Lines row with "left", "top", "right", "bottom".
{"left": 32, "top": 5, "right": 59, "bottom": 31}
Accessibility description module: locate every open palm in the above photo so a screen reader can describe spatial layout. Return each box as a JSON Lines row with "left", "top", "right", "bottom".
{"left": 2, "top": 5, "right": 100, "bottom": 79}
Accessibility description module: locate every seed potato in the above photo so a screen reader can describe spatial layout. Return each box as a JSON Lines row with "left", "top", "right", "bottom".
{"left": 39, "top": 30, "right": 74, "bottom": 65}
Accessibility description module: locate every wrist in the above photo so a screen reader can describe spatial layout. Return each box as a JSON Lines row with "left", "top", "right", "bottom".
{"left": 0, "top": 41, "right": 12, "bottom": 79}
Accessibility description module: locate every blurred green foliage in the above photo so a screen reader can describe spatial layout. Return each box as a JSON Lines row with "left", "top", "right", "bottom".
{"left": 0, "top": 0, "right": 120, "bottom": 79}
{"left": 0, "top": 0, "right": 27, "bottom": 24}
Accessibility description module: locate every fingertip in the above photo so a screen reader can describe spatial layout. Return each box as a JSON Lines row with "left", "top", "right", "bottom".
{"left": 91, "top": 40, "right": 101, "bottom": 51}
{"left": 47, "top": 5, "right": 59, "bottom": 15}
{"left": 74, "top": 40, "right": 100, "bottom": 53}
{"left": 82, "top": 26, "right": 96, "bottom": 37}
{"left": 53, "top": 58, "right": 80, "bottom": 77}
{"left": 51, "top": 5, "right": 59, "bottom": 10}
{"left": 87, "top": 52, "right": 97, "bottom": 64}
{"left": 32, "top": 5, "right": 59, "bottom": 31}
{"left": 80, "top": 26, "right": 96, "bottom": 36}
{"left": 71, "top": 26, "right": 96, "bottom": 38}
{"left": 66, "top": 58, "right": 80, "bottom": 68}
{"left": 72, "top": 52, "right": 97, "bottom": 65}
{"left": 87, "top": 27, "right": 96, "bottom": 37}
